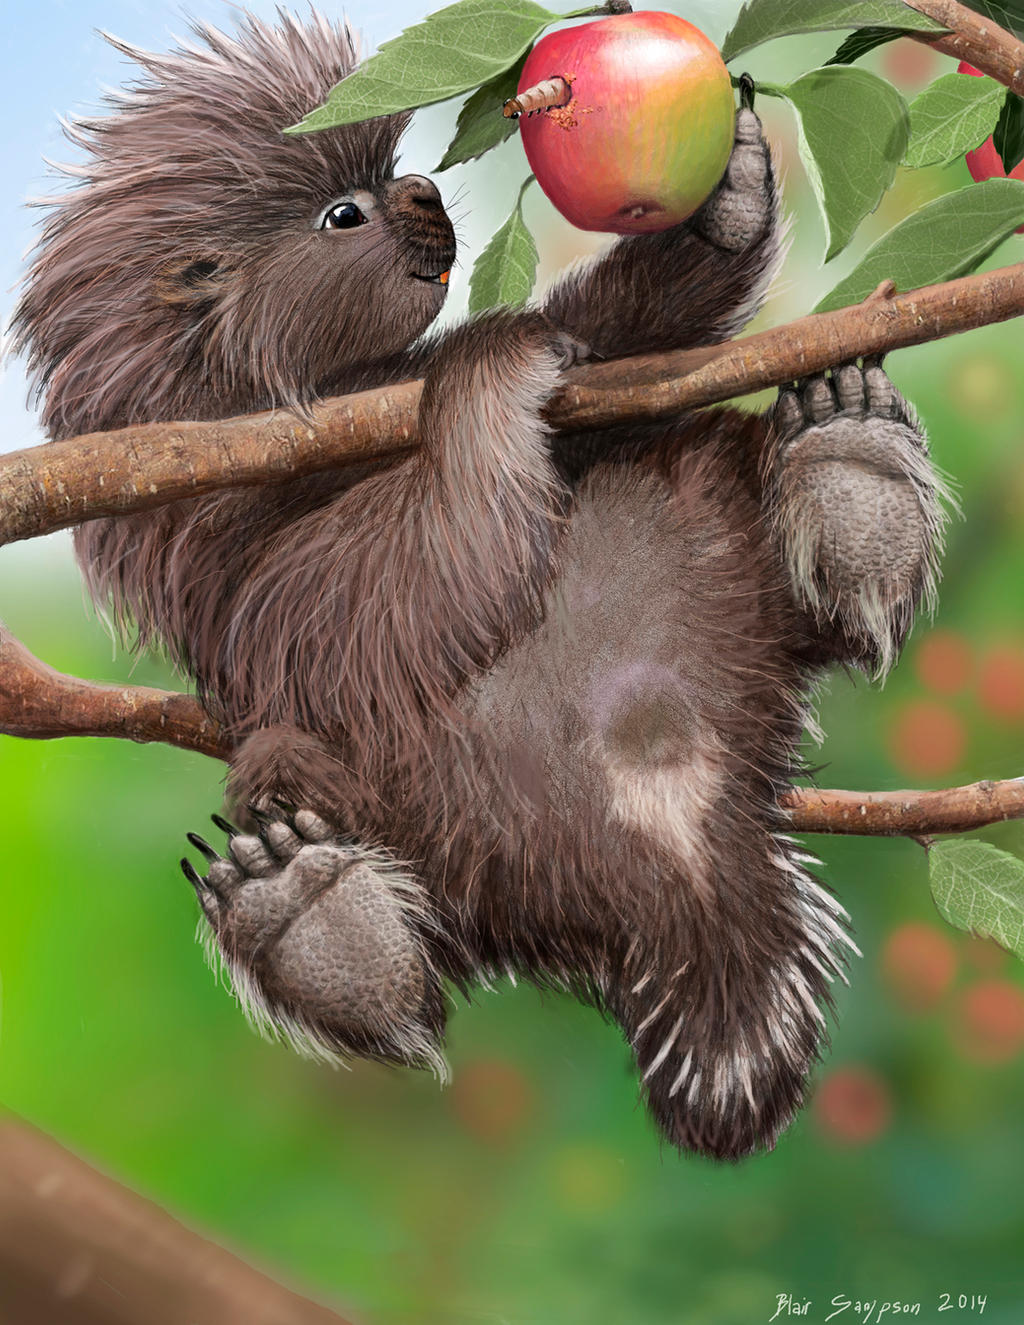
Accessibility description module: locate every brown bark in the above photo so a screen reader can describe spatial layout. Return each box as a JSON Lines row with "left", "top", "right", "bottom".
{"left": 3, "top": 263, "right": 1024, "bottom": 548}
{"left": 907, "top": 0, "right": 1024, "bottom": 96}
{"left": 0, "top": 625, "right": 228, "bottom": 760}
{"left": 0, "top": 1114, "right": 351, "bottom": 1325}
{"left": 2, "top": 625, "right": 1021, "bottom": 839}
{"left": 786, "top": 780, "right": 1024, "bottom": 836}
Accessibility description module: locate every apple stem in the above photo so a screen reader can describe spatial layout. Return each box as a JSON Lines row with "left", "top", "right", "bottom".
{"left": 503, "top": 76, "right": 573, "bottom": 120}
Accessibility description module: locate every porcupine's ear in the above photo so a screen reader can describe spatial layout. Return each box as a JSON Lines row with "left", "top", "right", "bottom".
{"left": 153, "top": 256, "right": 228, "bottom": 307}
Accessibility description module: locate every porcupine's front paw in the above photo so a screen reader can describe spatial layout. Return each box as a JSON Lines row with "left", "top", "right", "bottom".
{"left": 181, "top": 809, "right": 448, "bottom": 1077}
{"left": 691, "top": 105, "right": 775, "bottom": 253}
{"left": 769, "top": 361, "right": 949, "bottom": 674}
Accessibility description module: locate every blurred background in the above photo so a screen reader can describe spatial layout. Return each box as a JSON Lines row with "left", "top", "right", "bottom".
{"left": 2, "top": 2, "right": 1024, "bottom": 1321}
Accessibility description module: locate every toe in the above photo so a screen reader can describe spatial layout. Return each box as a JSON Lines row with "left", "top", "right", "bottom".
{"left": 294, "top": 809, "right": 334, "bottom": 843}
{"left": 733, "top": 107, "right": 764, "bottom": 146}
{"left": 208, "top": 856, "right": 243, "bottom": 893}
{"left": 263, "top": 819, "right": 303, "bottom": 861}
{"left": 864, "top": 365, "right": 898, "bottom": 417}
{"left": 229, "top": 834, "right": 277, "bottom": 878}
{"left": 774, "top": 388, "right": 804, "bottom": 437}
{"left": 833, "top": 364, "right": 865, "bottom": 414}
{"left": 803, "top": 375, "right": 836, "bottom": 425}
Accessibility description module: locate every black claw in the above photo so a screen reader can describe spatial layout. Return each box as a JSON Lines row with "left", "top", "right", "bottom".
{"left": 247, "top": 804, "right": 274, "bottom": 826}
{"left": 271, "top": 797, "right": 298, "bottom": 823}
{"left": 181, "top": 858, "right": 210, "bottom": 892}
{"left": 738, "top": 72, "right": 756, "bottom": 112}
{"left": 211, "top": 813, "right": 239, "bottom": 838}
{"left": 186, "top": 831, "right": 220, "bottom": 863}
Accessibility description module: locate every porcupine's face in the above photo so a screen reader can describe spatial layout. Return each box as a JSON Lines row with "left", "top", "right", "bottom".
{"left": 14, "top": 11, "right": 457, "bottom": 439}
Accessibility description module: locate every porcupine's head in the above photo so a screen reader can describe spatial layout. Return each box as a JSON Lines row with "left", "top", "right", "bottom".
{"left": 12, "top": 10, "right": 457, "bottom": 439}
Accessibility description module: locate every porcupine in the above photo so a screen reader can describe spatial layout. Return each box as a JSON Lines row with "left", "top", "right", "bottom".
{"left": 12, "top": 10, "right": 946, "bottom": 1158}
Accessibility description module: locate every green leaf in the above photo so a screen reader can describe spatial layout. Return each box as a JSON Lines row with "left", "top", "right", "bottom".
{"left": 468, "top": 177, "right": 538, "bottom": 312}
{"left": 959, "top": 1, "right": 1024, "bottom": 41}
{"left": 721, "top": 1, "right": 945, "bottom": 63}
{"left": 994, "top": 90, "right": 1024, "bottom": 173}
{"left": 779, "top": 67, "right": 909, "bottom": 261}
{"left": 929, "top": 839, "right": 1024, "bottom": 961}
{"left": 815, "top": 177, "right": 1024, "bottom": 311}
{"left": 904, "top": 72, "right": 1005, "bottom": 169}
{"left": 287, "top": 0, "right": 568, "bottom": 133}
{"left": 435, "top": 53, "right": 527, "bottom": 171}
{"left": 825, "top": 26, "right": 906, "bottom": 65}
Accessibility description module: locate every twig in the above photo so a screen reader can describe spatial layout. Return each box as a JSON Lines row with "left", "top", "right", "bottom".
{"left": 907, "top": 0, "right": 1024, "bottom": 97}
{"left": 2, "top": 626, "right": 1021, "bottom": 839}
{"left": 786, "top": 781, "right": 1024, "bottom": 836}
{"left": 0, "top": 1113, "right": 352, "bottom": 1325}
{"left": 2, "top": 263, "right": 1023, "bottom": 548}
{"left": 0, "top": 625, "right": 227, "bottom": 760}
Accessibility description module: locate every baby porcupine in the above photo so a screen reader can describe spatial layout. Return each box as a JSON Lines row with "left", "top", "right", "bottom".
{"left": 13, "top": 9, "right": 946, "bottom": 1158}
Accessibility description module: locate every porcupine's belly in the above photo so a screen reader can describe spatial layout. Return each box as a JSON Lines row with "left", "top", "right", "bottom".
{"left": 450, "top": 453, "right": 808, "bottom": 911}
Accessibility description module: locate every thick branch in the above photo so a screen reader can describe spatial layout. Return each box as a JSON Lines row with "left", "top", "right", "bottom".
{"left": 3, "top": 263, "right": 1024, "bottom": 548}
{"left": 2, "top": 626, "right": 1021, "bottom": 838}
{"left": 0, "top": 1114, "right": 351, "bottom": 1325}
{"left": 907, "top": 0, "right": 1024, "bottom": 97}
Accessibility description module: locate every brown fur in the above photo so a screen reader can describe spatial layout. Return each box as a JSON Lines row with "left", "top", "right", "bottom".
{"left": 13, "top": 12, "right": 936, "bottom": 1159}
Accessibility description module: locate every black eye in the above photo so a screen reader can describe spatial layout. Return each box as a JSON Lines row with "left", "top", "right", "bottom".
{"left": 321, "top": 201, "right": 366, "bottom": 230}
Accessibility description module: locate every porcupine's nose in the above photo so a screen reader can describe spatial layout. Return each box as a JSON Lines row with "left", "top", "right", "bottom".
{"left": 385, "top": 174, "right": 445, "bottom": 214}
{"left": 386, "top": 174, "right": 456, "bottom": 276}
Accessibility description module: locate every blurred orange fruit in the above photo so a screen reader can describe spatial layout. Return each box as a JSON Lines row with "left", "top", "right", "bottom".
{"left": 882, "top": 922, "right": 958, "bottom": 1011}
{"left": 978, "top": 644, "right": 1024, "bottom": 720}
{"left": 886, "top": 700, "right": 966, "bottom": 778}
{"left": 952, "top": 979, "right": 1024, "bottom": 1063}
{"left": 881, "top": 38, "right": 939, "bottom": 89}
{"left": 813, "top": 1066, "right": 892, "bottom": 1146}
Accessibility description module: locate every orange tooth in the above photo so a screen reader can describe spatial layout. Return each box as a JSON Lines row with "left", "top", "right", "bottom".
{"left": 439, "top": 270, "right": 450, "bottom": 285}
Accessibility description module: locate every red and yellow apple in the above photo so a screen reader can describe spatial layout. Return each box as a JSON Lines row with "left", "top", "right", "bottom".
{"left": 958, "top": 61, "right": 1024, "bottom": 233}
{"left": 516, "top": 11, "right": 735, "bottom": 235}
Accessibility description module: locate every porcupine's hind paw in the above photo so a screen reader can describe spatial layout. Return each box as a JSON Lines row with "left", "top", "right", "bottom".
{"left": 181, "top": 807, "right": 448, "bottom": 1077}
{"left": 769, "top": 360, "right": 949, "bottom": 675}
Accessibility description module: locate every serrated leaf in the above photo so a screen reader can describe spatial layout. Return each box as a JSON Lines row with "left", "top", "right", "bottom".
{"left": 468, "top": 177, "right": 538, "bottom": 312}
{"left": 994, "top": 90, "right": 1024, "bottom": 173}
{"left": 815, "top": 177, "right": 1024, "bottom": 311}
{"left": 904, "top": 72, "right": 1005, "bottom": 169}
{"left": 721, "top": 0, "right": 945, "bottom": 63}
{"left": 435, "top": 53, "right": 527, "bottom": 171}
{"left": 959, "top": 1, "right": 1024, "bottom": 41}
{"left": 779, "top": 67, "right": 909, "bottom": 261}
{"left": 287, "top": 0, "right": 567, "bottom": 132}
{"left": 930, "top": 838, "right": 1024, "bottom": 961}
{"left": 825, "top": 26, "right": 905, "bottom": 66}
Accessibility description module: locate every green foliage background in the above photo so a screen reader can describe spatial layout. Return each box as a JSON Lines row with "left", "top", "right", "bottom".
{"left": 3, "top": 16, "right": 1024, "bottom": 1325}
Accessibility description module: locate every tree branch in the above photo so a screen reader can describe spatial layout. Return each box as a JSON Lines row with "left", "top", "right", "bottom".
{"left": 3, "top": 263, "right": 1023, "bottom": 548}
{"left": 2, "top": 625, "right": 1021, "bottom": 839}
{"left": 786, "top": 781, "right": 1024, "bottom": 836}
{"left": 0, "top": 1113, "right": 352, "bottom": 1325}
{"left": 907, "top": 0, "right": 1024, "bottom": 96}
{"left": 0, "top": 625, "right": 228, "bottom": 760}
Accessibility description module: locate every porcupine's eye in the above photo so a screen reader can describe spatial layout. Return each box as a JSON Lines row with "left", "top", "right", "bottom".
{"left": 320, "top": 200, "right": 367, "bottom": 230}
